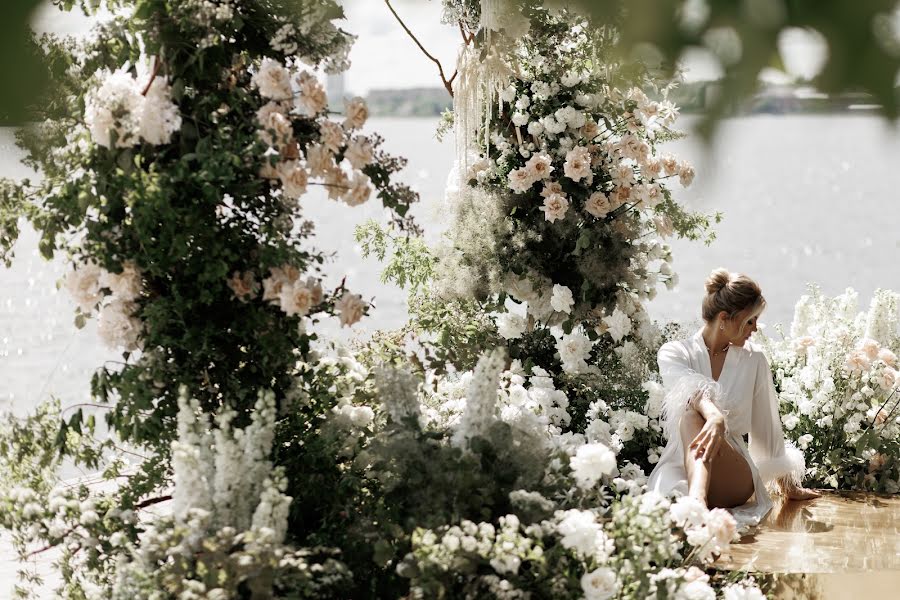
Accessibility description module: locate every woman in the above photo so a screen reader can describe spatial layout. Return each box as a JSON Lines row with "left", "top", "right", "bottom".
{"left": 647, "top": 268, "right": 819, "bottom": 529}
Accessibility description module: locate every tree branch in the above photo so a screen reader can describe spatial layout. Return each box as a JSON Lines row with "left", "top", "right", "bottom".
{"left": 384, "top": 0, "right": 455, "bottom": 97}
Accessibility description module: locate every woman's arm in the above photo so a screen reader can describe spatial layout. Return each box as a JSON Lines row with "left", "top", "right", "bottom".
{"left": 686, "top": 387, "right": 728, "bottom": 464}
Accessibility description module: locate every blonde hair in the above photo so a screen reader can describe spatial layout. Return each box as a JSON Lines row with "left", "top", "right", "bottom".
{"left": 702, "top": 268, "right": 766, "bottom": 335}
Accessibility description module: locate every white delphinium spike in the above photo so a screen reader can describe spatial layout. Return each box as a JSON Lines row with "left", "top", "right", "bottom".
{"left": 251, "top": 467, "right": 292, "bottom": 545}
{"left": 212, "top": 404, "right": 243, "bottom": 530}
{"left": 865, "top": 289, "right": 900, "bottom": 346}
{"left": 451, "top": 348, "right": 506, "bottom": 447}
{"left": 171, "top": 386, "right": 214, "bottom": 523}
{"left": 374, "top": 365, "right": 421, "bottom": 425}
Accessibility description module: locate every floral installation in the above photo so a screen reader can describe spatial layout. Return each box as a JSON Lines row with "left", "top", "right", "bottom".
{"left": 435, "top": 1, "right": 719, "bottom": 382}
{"left": 759, "top": 287, "right": 900, "bottom": 492}
{"left": 0, "top": 0, "right": 419, "bottom": 461}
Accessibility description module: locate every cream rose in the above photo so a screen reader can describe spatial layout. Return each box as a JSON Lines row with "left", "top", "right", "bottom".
{"left": 306, "top": 143, "right": 335, "bottom": 177}
{"left": 296, "top": 71, "right": 327, "bottom": 116}
{"left": 584, "top": 191, "right": 611, "bottom": 218}
{"left": 335, "top": 292, "right": 366, "bottom": 327}
{"left": 64, "top": 262, "right": 104, "bottom": 314}
{"left": 252, "top": 58, "right": 292, "bottom": 100}
{"left": 540, "top": 192, "right": 569, "bottom": 223}
{"left": 524, "top": 152, "right": 553, "bottom": 180}
{"left": 279, "top": 279, "right": 316, "bottom": 317}
{"left": 344, "top": 136, "right": 374, "bottom": 169}
{"left": 262, "top": 265, "right": 300, "bottom": 304}
{"left": 277, "top": 160, "right": 309, "bottom": 199}
{"left": 508, "top": 167, "right": 534, "bottom": 193}
{"left": 227, "top": 271, "right": 259, "bottom": 303}
{"left": 318, "top": 120, "right": 344, "bottom": 153}
{"left": 343, "top": 172, "right": 372, "bottom": 207}
{"left": 563, "top": 146, "right": 592, "bottom": 182}
{"left": 343, "top": 97, "right": 369, "bottom": 130}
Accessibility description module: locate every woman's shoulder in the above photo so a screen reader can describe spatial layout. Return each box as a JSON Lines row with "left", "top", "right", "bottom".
{"left": 735, "top": 339, "right": 769, "bottom": 367}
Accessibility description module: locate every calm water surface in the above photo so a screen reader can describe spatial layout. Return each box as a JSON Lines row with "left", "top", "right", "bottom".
{"left": 1, "top": 115, "right": 899, "bottom": 417}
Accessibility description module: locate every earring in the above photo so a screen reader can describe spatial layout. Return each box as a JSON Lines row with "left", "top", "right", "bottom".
{"left": 719, "top": 324, "right": 724, "bottom": 330}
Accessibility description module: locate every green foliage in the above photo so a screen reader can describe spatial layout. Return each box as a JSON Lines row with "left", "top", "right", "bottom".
{"left": 355, "top": 219, "right": 435, "bottom": 294}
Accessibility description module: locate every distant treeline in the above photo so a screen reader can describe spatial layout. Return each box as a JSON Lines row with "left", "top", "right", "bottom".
{"left": 361, "top": 82, "right": 899, "bottom": 118}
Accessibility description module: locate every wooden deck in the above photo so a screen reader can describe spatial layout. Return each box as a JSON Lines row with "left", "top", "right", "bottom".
{"left": 715, "top": 490, "right": 900, "bottom": 598}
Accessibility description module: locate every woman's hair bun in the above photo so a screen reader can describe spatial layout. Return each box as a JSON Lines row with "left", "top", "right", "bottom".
{"left": 704, "top": 268, "right": 731, "bottom": 295}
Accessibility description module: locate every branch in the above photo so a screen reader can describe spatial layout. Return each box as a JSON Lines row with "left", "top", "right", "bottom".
{"left": 384, "top": 0, "right": 455, "bottom": 97}
{"left": 141, "top": 56, "right": 161, "bottom": 96}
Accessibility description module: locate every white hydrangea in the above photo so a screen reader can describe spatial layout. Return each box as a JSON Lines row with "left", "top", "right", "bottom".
{"left": 84, "top": 68, "right": 143, "bottom": 148}
{"left": 97, "top": 299, "right": 142, "bottom": 351}
{"left": 138, "top": 74, "right": 182, "bottom": 145}
{"left": 64, "top": 261, "right": 104, "bottom": 314}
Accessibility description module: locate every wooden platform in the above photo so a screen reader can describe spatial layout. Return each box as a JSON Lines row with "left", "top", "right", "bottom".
{"left": 715, "top": 490, "right": 900, "bottom": 598}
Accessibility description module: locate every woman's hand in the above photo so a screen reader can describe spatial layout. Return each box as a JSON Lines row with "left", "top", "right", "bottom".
{"left": 779, "top": 479, "right": 821, "bottom": 501}
{"left": 689, "top": 415, "right": 727, "bottom": 465}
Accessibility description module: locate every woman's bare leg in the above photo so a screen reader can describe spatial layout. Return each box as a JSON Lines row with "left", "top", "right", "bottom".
{"left": 679, "top": 408, "right": 755, "bottom": 509}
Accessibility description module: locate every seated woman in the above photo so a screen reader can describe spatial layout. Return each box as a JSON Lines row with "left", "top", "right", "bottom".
{"left": 648, "top": 268, "right": 819, "bottom": 529}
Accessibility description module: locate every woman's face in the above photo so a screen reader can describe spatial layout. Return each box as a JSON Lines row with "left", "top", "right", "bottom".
{"left": 722, "top": 308, "right": 760, "bottom": 346}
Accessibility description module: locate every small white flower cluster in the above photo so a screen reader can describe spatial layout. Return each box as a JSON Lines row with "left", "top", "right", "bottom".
{"left": 84, "top": 61, "right": 181, "bottom": 149}
{"left": 763, "top": 286, "right": 900, "bottom": 491}
{"left": 667, "top": 495, "right": 738, "bottom": 564}
{"left": 253, "top": 58, "right": 375, "bottom": 210}
{"left": 406, "top": 513, "right": 543, "bottom": 582}
{"left": 63, "top": 260, "right": 144, "bottom": 351}
{"left": 174, "top": 0, "right": 237, "bottom": 48}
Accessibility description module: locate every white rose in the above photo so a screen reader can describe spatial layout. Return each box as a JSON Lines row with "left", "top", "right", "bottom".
{"left": 550, "top": 284, "right": 574, "bottom": 314}
{"left": 496, "top": 313, "right": 527, "bottom": 340}
{"left": 602, "top": 307, "right": 632, "bottom": 342}
{"left": 349, "top": 405, "right": 375, "bottom": 428}
{"left": 581, "top": 567, "right": 619, "bottom": 600}
{"left": 570, "top": 443, "right": 617, "bottom": 489}
{"left": 527, "top": 120, "right": 545, "bottom": 136}
{"left": 97, "top": 299, "right": 142, "bottom": 351}
{"left": 100, "top": 260, "right": 142, "bottom": 302}
{"left": 512, "top": 112, "right": 530, "bottom": 126}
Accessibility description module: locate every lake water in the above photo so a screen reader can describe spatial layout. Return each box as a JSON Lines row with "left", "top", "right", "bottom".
{"left": 0, "top": 113, "right": 899, "bottom": 596}
{"left": 1, "top": 115, "right": 899, "bottom": 419}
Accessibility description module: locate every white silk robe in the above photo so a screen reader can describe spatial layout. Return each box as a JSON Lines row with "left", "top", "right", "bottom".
{"left": 647, "top": 328, "right": 806, "bottom": 530}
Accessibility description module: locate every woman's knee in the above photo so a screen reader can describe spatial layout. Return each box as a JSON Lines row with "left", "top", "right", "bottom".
{"left": 679, "top": 408, "right": 705, "bottom": 439}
